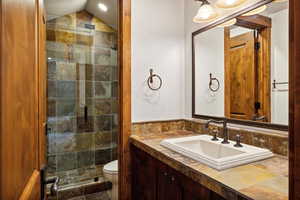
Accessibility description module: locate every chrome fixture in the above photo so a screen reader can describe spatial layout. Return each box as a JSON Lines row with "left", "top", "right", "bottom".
{"left": 205, "top": 119, "right": 229, "bottom": 144}
{"left": 234, "top": 134, "right": 243, "bottom": 148}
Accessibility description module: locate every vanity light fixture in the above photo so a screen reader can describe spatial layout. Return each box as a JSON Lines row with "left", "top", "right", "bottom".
{"left": 193, "top": 0, "right": 218, "bottom": 23}
{"left": 98, "top": 3, "right": 108, "bottom": 12}
{"left": 242, "top": 5, "right": 267, "bottom": 16}
{"left": 216, "top": 0, "right": 247, "bottom": 9}
{"left": 217, "top": 18, "right": 237, "bottom": 27}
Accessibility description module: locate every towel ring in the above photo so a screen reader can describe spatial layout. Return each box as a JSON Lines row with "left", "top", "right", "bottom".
{"left": 209, "top": 73, "right": 220, "bottom": 92}
{"left": 147, "top": 69, "right": 162, "bottom": 91}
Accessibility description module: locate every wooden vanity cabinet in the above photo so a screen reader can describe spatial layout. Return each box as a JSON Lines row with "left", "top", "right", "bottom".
{"left": 131, "top": 145, "right": 226, "bottom": 200}
{"left": 156, "top": 160, "right": 183, "bottom": 200}
{"left": 131, "top": 145, "right": 157, "bottom": 200}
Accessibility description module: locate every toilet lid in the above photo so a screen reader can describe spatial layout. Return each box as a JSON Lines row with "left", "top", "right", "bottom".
{"left": 103, "top": 160, "right": 118, "bottom": 174}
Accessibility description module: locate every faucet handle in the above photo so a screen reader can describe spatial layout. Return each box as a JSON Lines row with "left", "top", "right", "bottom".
{"left": 234, "top": 134, "right": 243, "bottom": 147}
{"left": 211, "top": 129, "right": 219, "bottom": 141}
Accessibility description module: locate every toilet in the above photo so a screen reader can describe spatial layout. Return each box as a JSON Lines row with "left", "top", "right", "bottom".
{"left": 103, "top": 160, "right": 118, "bottom": 200}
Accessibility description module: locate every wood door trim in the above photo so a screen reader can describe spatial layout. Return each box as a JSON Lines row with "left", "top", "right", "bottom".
{"left": 19, "top": 170, "right": 40, "bottom": 200}
{"left": 289, "top": 0, "right": 300, "bottom": 199}
{"left": 37, "top": 0, "right": 46, "bottom": 169}
{"left": 0, "top": 0, "right": 3, "bottom": 197}
{"left": 257, "top": 27, "right": 271, "bottom": 123}
{"left": 119, "top": 0, "right": 131, "bottom": 199}
{"left": 236, "top": 15, "right": 272, "bottom": 29}
{"left": 224, "top": 28, "right": 231, "bottom": 118}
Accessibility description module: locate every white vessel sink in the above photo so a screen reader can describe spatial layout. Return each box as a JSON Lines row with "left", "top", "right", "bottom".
{"left": 160, "top": 135, "right": 273, "bottom": 170}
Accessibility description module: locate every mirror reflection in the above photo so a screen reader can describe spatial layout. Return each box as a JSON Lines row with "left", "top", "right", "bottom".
{"left": 193, "top": 0, "right": 288, "bottom": 125}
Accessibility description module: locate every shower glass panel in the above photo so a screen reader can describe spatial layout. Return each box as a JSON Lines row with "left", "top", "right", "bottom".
{"left": 45, "top": 0, "right": 118, "bottom": 194}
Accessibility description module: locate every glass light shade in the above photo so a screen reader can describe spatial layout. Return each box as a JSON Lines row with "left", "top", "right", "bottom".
{"left": 98, "top": 3, "right": 108, "bottom": 12}
{"left": 193, "top": 4, "right": 218, "bottom": 23}
{"left": 216, "top": 0, "right": 247, "bottom": 8}
{"left": 217, "top": 18, "right": 237, "bottom": 27}
{"left": 242, "top": 5, "right": 267, "bottom": 16}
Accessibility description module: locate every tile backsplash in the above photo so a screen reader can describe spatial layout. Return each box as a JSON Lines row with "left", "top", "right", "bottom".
{"left": 132, "top": 119, "right": 288, "bottom": 156}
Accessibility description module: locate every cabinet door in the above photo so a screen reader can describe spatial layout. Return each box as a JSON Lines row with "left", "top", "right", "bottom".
{"left": 182, "top": 171, "right": 226, "bottom": 200}
{"left": 182, "top": 177, "right": 211, "bottom": 200}
{"left": 157, "top": 162, "right": 182, "bottom": 200}
{"left": 183, "top": 189, "right": 226, "bottom": 200}
{"left": 210, "top": 192, "right": 227, "bottom": 200}
{"left": 183, "top": 188, "right": 210, "bottom": 200}
{"left": 131, "top": 146, "right": 157, "bottom": 200}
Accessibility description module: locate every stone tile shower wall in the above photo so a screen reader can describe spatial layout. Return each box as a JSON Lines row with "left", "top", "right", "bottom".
{"left": 46, "top": 11, "right": 118, "bottom": 186}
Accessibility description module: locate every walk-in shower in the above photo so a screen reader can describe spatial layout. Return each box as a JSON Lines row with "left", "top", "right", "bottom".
{"left": 45, "top": 0, "right": 118, "bottom": 199}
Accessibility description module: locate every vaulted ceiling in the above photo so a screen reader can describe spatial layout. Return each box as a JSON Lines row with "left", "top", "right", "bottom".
{"left": 45, "top": 0, "right": 117, "bottom": 28}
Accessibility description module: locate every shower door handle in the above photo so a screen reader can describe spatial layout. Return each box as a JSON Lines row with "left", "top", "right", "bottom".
{"left": 46, "top": 177, "right": 59, "bottom": 196}
{"left": 84, "top": 106, "right": 88, "bottom": 121}
{"left": 41, "top": 166, "right": 59, "bottom": 199}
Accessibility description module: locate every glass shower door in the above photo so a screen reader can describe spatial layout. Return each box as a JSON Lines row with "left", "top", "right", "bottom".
{"left": 45, "top": 3, "right": 118, "bottom": 198}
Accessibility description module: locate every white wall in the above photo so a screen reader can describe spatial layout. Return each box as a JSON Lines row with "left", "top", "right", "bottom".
{"left": 131, "top": 0, "right": 185, "bottom": 122}
{"left": 271, "top": 9, "right": 289, "bottom": 125}
{"left": 194, "top": 28, "right": 224, "bottom": 117}
{"left": 194, "top": 26, "right": 255, "bottom": 118}
{"left": 131, "top": 0, "right": 288, "bottom": 124}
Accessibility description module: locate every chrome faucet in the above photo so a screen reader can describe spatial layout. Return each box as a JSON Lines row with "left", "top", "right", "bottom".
{"left": 205, "top": 119, "right": 229, "bottom": 144}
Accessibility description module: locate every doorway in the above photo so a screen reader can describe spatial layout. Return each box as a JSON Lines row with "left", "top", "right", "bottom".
{"left": 224, "top": 15, "right": 271, "bottom": 123}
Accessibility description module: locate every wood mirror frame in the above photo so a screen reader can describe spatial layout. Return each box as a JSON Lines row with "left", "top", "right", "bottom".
{"left": 192, "top": 0, "right": 288, "bottom": 131}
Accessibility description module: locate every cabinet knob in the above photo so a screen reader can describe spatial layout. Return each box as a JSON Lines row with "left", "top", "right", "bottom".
{"left": 171, "top": 176, "right": 175, "bottom": 181}
{"left": 164, "top": 172, "right": 168, "bottom": 176}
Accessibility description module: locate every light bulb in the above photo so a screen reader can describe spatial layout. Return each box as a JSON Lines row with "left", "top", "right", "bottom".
{"left": 98, "top": 3, "right": 108, "bottom": 12}
{"left": 193, "top": 3, "right": 218, "bottom": 23}
{"left": 217, "top": 18, "right": 237, "bottom": 27}
{"left": 216, "top": 0, "right": 247, "bottom": 8}
{"left": 242, "top": 5, "right": 267, "bottom": 16}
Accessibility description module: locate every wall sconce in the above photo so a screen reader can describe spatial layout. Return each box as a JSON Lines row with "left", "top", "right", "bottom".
{"left": 193, "top": 0, "right": 218, "bottom": 23}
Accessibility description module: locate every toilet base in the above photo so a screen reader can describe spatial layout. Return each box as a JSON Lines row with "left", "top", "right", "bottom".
{"left": 107, "top": 184, "right": 118, "bottom": 200}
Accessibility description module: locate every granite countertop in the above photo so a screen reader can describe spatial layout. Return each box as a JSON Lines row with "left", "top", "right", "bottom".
{"left": 130, "top": 130, "right": 288, "bottom": 200}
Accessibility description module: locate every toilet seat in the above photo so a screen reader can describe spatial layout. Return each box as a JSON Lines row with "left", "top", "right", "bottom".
{"left": 103, "top": 160, "right": 118, "bottom": 174}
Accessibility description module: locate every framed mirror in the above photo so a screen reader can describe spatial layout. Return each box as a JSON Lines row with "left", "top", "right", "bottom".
{"left": 192, "top": 0, "right": 289, "bottom": 130}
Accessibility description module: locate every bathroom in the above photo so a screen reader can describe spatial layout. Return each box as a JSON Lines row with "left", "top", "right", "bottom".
{"left": 0, "top": 0, "right": 299, "bottom": 200}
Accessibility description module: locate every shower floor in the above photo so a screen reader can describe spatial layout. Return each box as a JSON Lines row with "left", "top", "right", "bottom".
{"left": 47, "top": 179, "right": 112, "bottom": 200}
{"left": 65, "top": 191, "right": 110, "bottom": 200}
